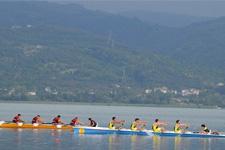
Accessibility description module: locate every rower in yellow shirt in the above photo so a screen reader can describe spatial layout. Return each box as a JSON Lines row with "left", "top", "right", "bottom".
{"left": 152, "top": 119, "right": 167, "bottom": 133}
{"left": 174, "top": 120, "right": 188, "bottom": 133}
{"left": 108, "top": 116, "right": 125, "bottom": 129}
{"left": 130, "top": 118, "right": 147, "bottom": 131}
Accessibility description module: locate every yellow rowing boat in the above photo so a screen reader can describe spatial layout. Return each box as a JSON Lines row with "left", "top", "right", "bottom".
{"left": 0, "top": 122, "right": 73, "bottom": 130}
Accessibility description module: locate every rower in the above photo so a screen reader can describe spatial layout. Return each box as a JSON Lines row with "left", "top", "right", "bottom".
{"left": 32, "top": 115, "right": 43, "bottom": 124}
{"left": 70, "top": 117, "right": 84, "bottom": 126}
{"left": 200, "top": 124, "right": 210, "bottom": 134}
{"left": 152, "top": 119, "right": 167, "bottom": 133}
{"left": 12, "top": 114, "right": 24, "bottom": 123}
{"left": 88, "top": 118, "right": 98, "bottom": 127}
{"left": 200, "top": 124, "right": 219, "bottom": 135}
{"left": 52, "top": 115, "right": 64, "bottom": 125}
{"left": 130, "top": 118, "right": 147, "bottom": 131}
{"left": 108, "top": 116, "right": 125, "bottom": 129}
{"left": 174, "top": 120, "right": 188, "bottom": 133}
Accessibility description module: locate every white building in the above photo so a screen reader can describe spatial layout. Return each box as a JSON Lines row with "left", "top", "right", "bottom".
{"left": 26, "top": 92, "right": 36, "bottom": 96}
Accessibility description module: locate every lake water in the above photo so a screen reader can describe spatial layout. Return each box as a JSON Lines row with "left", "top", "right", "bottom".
{"left": 0, "top": 102, "right": 225, "bottom": 150}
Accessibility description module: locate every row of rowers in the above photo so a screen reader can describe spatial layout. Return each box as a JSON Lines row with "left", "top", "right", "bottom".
{"left": 12, "top": 114, "right": 213, "bottom": 134}
{"left": 12, "top": 114, "right": 97, "bottom": 127}
{"left": 109, "top": 117, "right": 215, "bottom": 134}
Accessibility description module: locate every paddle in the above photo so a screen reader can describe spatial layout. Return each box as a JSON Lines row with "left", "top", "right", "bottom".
{"left": 43, "top": 123, "right": 71, "bottom": 126}
{"left": 2, "top": 121, "right": 12, "bottom": 124}
{"left": 3, "top": 121, "right": 25, "bottom": 124}
{"left": 43, "top": 122, "right": 53, "bottom": 124}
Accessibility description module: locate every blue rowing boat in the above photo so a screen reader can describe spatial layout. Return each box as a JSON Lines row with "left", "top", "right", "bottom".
{"left": 74, "top": 127, "right": 152, "bottom": 136}
{"left": 74, "top": 127, "right": 225, "bottom": 138}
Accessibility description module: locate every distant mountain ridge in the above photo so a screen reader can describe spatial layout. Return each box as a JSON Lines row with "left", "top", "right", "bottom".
{"left": 119, "top": 10, "right": 213, "bottom": 27}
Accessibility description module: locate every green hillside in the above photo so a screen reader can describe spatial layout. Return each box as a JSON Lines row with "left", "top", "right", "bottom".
{"left": 0, "top": 26, "right": 199, "bottom": 103}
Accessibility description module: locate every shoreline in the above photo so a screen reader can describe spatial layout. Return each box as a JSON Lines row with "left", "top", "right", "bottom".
{"left": 0, "top": 100, "right": 222, "bottom": 110}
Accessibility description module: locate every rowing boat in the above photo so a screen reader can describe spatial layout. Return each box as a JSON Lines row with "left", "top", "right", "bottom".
{"left": 74, "top": 126, "right": 151, "bottom": 135}
{"left": 0, "top": 121, "right": 73, "bottom": 130}
{"left": 74, "top": 126, "right": 225, "bottom": 138}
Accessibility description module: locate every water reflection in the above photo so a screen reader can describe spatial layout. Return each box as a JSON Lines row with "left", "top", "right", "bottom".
{"left": 0, "top": 129, "right": 224, "bottom": 150}
{"left": 130, "top": 135, "right": 147, "bottom": 150}
{"left": 173, "top": 136, "right": 214, "bottom": 150}
{"left": 152, "top": 135, "right": 161, "bottom": 150}
{"left": 15, "top": 129, "right": 23, "bottom": 148}
{"left": 108, "top": 134, "right": 150, "bottom": 150}
{"left": 174, "top": 136, "right": 182, "bottom": 150}
{"left": 51, "top": 130, "right": 62, "bottom": 145}
{"left": 130, "top": 136, "right": 138, "bottom": 150}
{"left": 108, "top": 135, "right": 117, "bottom": 150}
{"left": 201, "top": 138, "right": 212, "bottom": 150}
{"left": 106, "top": 134, "right": 216, "bottom": 150}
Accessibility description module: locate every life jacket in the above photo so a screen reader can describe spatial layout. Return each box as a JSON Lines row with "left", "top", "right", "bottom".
{"left": 12, "top": 116, "right": 20, "bottom": 123}
{"left": 108, "top": 121, "right": 114, "bottom": 129}
{"left": 70, "top": 119, "right": 78, "bottom": 126}
{"left": 32, "top": 116, "right": 38, "bottom": 124}
{"left": 204, "top": 127, "right": 210, "bottom": 133}
{"left": 90, "top": 120, "right": 97, "bottom": 127}
{"left": 52, "top": 117, "right": 60, "bottom": 124}
{"left": 152, "top": 123, "right": 159, "bottom": 132}
{"left": 174, "top": 123, "right": 181, "bottom": 133}
{"left": 130, "top": 122, "right": 137, "bottom": 130}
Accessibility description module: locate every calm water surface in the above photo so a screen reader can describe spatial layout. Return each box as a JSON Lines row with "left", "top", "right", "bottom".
{"left": 0, "top": 102, "right": 225, "bottom": 150}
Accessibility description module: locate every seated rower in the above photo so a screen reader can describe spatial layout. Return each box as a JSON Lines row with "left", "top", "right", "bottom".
{"left": 108, "top": 116, "right": 125, "bottom": 129}
{"left": 70, "top": 117, "right": 84, "bottom": 126}
{"left": 130, "top": 118, "right": 147, "bottom": 131}
{"left": 32, "top": 115, "right": 43, "bottom": 124}
{"left": 200, "top": 124, "right": 219, "bottom": 135}
{"left": 152, "top": 119, "right": 167, "bottom": 133}
{"left": 174, "top": 120, "right": 188, "bottom": 133}
{"left": 88, "top": 118, "right": 98, "bottom": 127}
{"left": 12, "top": 114, "right": 24, "bottom": 123}
{"left": 52, "top": 115, "right": 64, "bottom": 125}
{"left": 200, "top": 124, "right": 210, "bottom": 134}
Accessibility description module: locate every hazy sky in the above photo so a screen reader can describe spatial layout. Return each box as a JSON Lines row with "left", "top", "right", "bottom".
{"left": 76, "top": 1, "right": 225, "bottom": 17}
{"left": 5, "top": 0, "right": 225, "bottom": 17}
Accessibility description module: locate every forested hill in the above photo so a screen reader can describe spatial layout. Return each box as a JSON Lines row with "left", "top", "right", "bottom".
{"left": 0, "top": 25, "right": 198, "bottom": 103}
{"left": 0, "top": 1, "right": 175, "bottom": 51}
{"left": 0, "top": 1, "right": 224, "bottom": 107}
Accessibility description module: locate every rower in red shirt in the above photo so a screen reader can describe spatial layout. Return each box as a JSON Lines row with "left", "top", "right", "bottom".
{"left": 32, "top": 115, "right": 43, "bottom": 124}
{"left": 70, "top": 117, "right": 84, "bottom": 126}
{"left": 52, "top": 115, "right": 64, "bottom": 125}
{"left": 12, "top": 114, "right": 24, "bottom": 123}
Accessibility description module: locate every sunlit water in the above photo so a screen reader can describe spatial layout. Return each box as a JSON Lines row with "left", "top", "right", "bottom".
{"left": 0, "top": 102, "right": 225, "bottom": 150}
